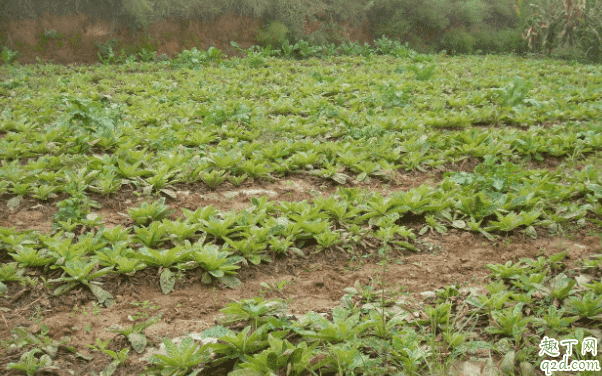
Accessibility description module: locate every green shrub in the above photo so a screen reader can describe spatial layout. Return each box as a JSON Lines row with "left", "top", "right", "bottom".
{"left": 255, "top": 21, "right": 289, "bottom": 48}
{"left": 473, "top": 26, "right": 524, "bottom": 54}
{"left": 439, "top": 28, "right": 476, "bottom": 54}
{"left": 68, "top": 32, "right": 82, "bottom": 47}
{"left": 495, "top": 27, "right": 524, "bottom": 53}
{"left": 472, "top": 27, "right": 501, "bottom": 53}
{"left": 1, "top": 46, "right": 19, "bottom": 65}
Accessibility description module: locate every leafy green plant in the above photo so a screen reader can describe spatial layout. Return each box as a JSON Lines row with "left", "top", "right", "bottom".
{"left": 256, "top": 21, "right": 289, "bottom": 48}
{"left": 485, "top": 303, "right": 532, "bottom": 345}
{"left": 170, "top": 47, "right": 224, "bottom": 69}
{"left": 137, "top": 47, "right": 156, "bottom": 62}
{"left": 407, "top": 63, "right": 436, "bottom": 81}
{"left": 6, "top": 348, "right": 52, "bottom": 375}
{"left": 233, "top": 336, "right": 317, "bottom": 376}
{"left": 209, "top": 325, "right": 270, "bottom": 366}
{"left": 294, "top": 306, "right": 373, "bottom": 343}
{"left": 201, "top": 169, "right": 226, "bottom": 190}
{"left": 52, "top": 192, "right": 101, "bottom": 230}
{"left": 106, "top": 313, "right": 162, "bottom": 353}
{"left": 533, "top": 273, "right": 576, "bottom": 302}
{"left": 184, "top": 243, "right": 241, "bottom": 288}
{"left": 127, "top": 198, "right": 174, "bottom": 226}
{"left": 131, "top": 246, "right": 190, "bottom": 294}
{"left": 200, "top": 213, "right": 245, "bottom": 241}
{"left": 96, "top": 39, "right": 125, "bottom": 65}
{"left": 486, "top": 260, "right": 527, "bottom": 281}
{"left": 48, "top": 259, "right": 115, "bottom": 307}
{"left": 149, "top": 336, "right": 210, "bottom": 376}
{"left": 2, "top": 46, "right": 19, "bottom": 65}
{"left": 134, "top": 221, "right": 167, "bottom": 248}
{"left": 88, "top": 338, "right": 130, "bottom": 376}
{"left": 565, "top": 291, "right": 602, "bottom": 318}
{"left": 220, "top": 298, "right": 288, "bottom": 329}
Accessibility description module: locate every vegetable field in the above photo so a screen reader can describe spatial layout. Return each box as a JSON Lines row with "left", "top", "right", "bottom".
{"left": 1, "top": 47, "right": 602, "bottom": 375}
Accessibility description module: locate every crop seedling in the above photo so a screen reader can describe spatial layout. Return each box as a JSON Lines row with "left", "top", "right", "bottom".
{"left": 106, "top": 313, "right": 162, "bottom": 353}
{"left": 149, "top": 336, "right": 211, "bottom": 376}
{"left": 88, "top": 338, "right": 130, "bottom": 376}
{"left": 6, "top": 348, "right": 53, "bottom": 375}
{"left": 127, "top": 198, "right": 174, "bottom": 226}
{"left": 219, "top": 298, "right": 288, "bottom": 329}
{"left": 48, "top": 259, "right": 115, "bottom": 307}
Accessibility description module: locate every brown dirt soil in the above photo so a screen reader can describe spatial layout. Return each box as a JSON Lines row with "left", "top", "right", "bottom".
{"left": 1, "top": 168, "right": 601, "bottom": 375}
{"left": 1, "top": 12, "right": 372, "bottom": 66}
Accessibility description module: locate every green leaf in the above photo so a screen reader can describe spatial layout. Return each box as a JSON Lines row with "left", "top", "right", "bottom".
{"left": 289, "top": 348, "right": 303, "bottom": 365}
{"left": 218, "top": 276, "right": 243, "bottom": 289}
{"left": 89, "top": 284, "right": 115, "bottom": 307}
{"left": 160, "top": 268, "right": 176, "bottom": 294}
{"left": 128, "top": 332, "right": 147, "bottom": 353}
{"left": 451, "top": 220, "right": 466, "bottom": 229}
{"left": 267, "top": 352, "right": 278, "bottom": 370}
{"left": 6, "top": 196, "right": 20, "bottom": 210}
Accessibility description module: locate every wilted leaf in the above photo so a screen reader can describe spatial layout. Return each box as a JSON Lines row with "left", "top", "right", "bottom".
{"left": 218, "top": 276, "right": 243, "bottom": 289}
{"left": 6, "top": 197, "right": 20, "bottom": 210}
{"left": 89, "top": 284, "right": 115, "bottom": 307}
{"left": 524, "top": 225, "right": 537, "bottom": 239}
{"left": 127, "top": 332, "right": 147, "bottom": 353}
{"left": 160, "top": 188, "right": 177, "bottom": 198}
{"left": 452, "top": 220, "right": 466, "bottom": 229}
{"left": 160, "top": 268, "right": 176, "bottom": 294}
{"left": 100, "top": 360, "right": 119, "bottom": 376}
{"left": 331, "top": 173, "right": 348, "bottom": 185}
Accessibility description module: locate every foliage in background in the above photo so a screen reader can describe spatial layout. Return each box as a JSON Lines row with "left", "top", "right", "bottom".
{"left": 516, "top": 0, "right": 602, "bottom": 63}
{"left": 0, "top": 0, "right": 530, "bottom": 57}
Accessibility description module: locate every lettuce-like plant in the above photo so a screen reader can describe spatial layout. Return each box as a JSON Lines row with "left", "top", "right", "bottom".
{"left": 219, "top": 298, "right": 289, "bottom": 329}
{"left": 143, "top": 162, "right": 179, "bottom": 190}
{"left": 182, "top": 206, "right": 219, "bottom": 224}
{"left": 240, "top": 160, "right": 271, "bottom": 179}
{"left": 7, "top": 349, "right": 52, "bottom": 375}
{"left": 233, "top": 336, "right": 317, "bottom": 376}
{"left": 209, "top": 325, "right": 270, "bottom": 366}
{"left": 200, "top": 213, "right": 246, "bottom": 240}
{"left": 161, "top": 218, "right": 200, "bottom": 243}
{"left": 31, "top": 184, "right": 57, "bottom": 200}
{"left": 0, "top": 262, "right": 26, "bottom": 294}
{"left": 127, "top": 198, "right": 174, "bottom": 226}
{"left": 149, "top": 336, "right": 210, "bottom": 376}
{"left": 134, "top": 221, "right": 168, "bottom": 248}
{"left": 99, "top": 225, "right": 131, "bottom": 244}
{"left": 201, "top": 169, "right": 226, "bottom": 190}
{"left": 89, "top": 170, "right": 123, "bottom": 195}
{"left": 206, "top": 150, "right": 242, "bottom": 170}
{"left": 40, "top": 232, "right": 104, "bottom": 266}
{"left": 294, "top": 306, "right": 373, "bottom": 343}
{"left": 184, "top": 243, "right": 241, "bottom": 287}
{"left": 315, "top": 229, "right": 342, "bottom": 252}
{"left": 106, "top": 313, "right": 162, "bottom": 353}
{"left": 49, "top": 259, "right": 115, "bottom": 306}
{"left": 224, "top": 237, "right": 270, "bottom": 265}
{"left": 10, "top": 246, "right": 54, "bottom": 267}
{"left": 88, "top": 338, "right": 130, "bottom": 376}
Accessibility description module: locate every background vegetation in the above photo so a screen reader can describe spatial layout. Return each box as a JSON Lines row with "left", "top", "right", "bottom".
{"left": 0, "top": 0, "right": 600, "bottom": 63}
